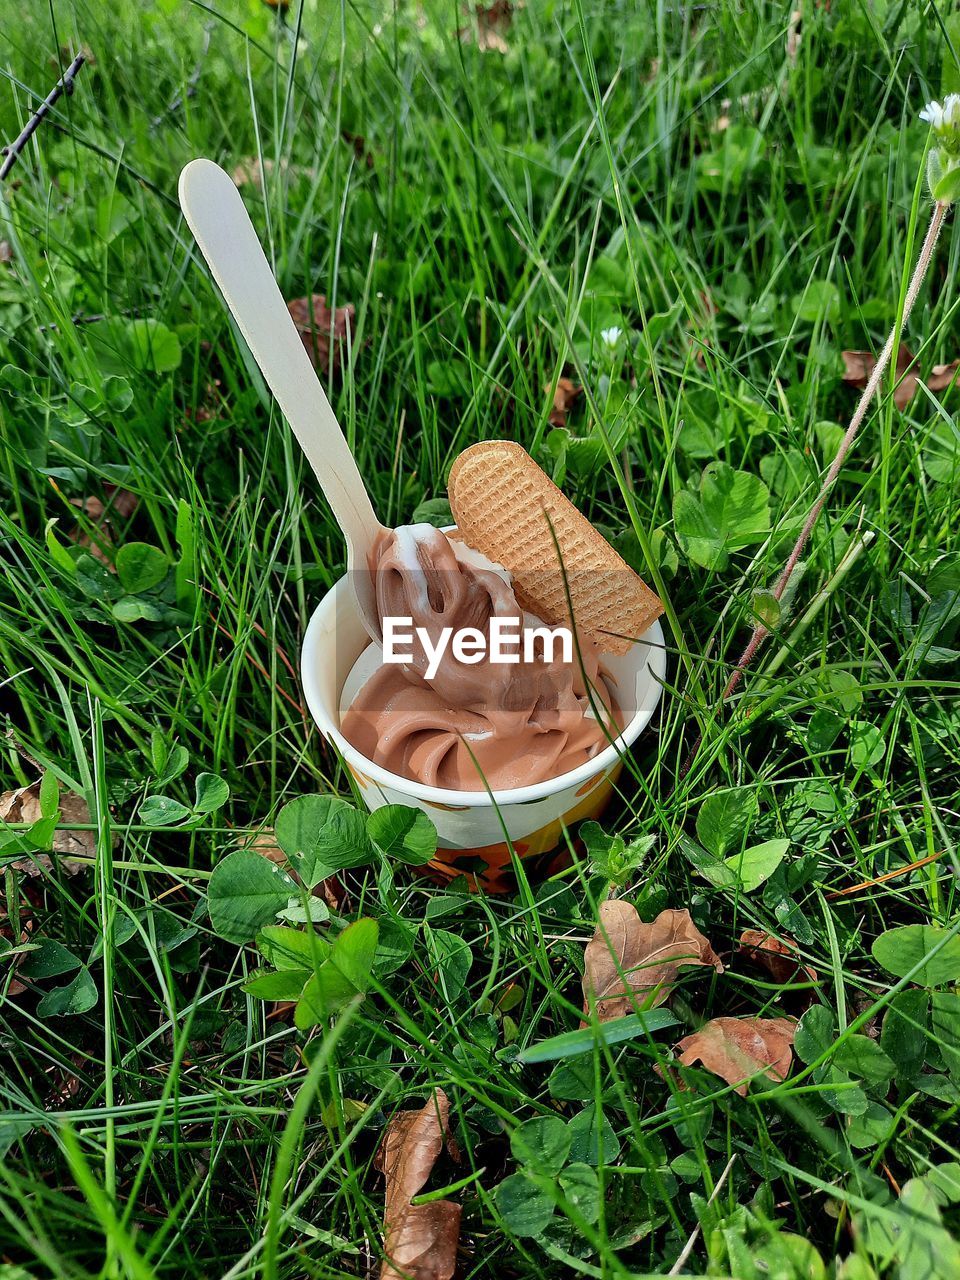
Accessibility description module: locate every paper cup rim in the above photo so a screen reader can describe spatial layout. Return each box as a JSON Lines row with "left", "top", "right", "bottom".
{"left": 300, "top": 575, "right": 666, "bottom": 809}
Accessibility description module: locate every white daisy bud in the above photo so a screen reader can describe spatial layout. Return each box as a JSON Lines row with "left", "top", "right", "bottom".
{"left": 922, "top": 96, "right": 960, "bottom": 202}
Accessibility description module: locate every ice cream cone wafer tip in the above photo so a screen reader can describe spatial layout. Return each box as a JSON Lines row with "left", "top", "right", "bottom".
{"left": 447, "top": 441, "right": 663, "bottom": 655}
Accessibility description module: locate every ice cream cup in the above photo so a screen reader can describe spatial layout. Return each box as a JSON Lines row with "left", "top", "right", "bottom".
{"left": 300, "top": 563, "right": 666, "bottom": 894}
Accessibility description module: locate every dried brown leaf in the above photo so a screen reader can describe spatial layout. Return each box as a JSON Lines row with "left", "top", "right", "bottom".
{"left": 0, "top": 241, "right": 12, "bottom": 263}
{"left": 69, "top": 485, "right": 139, "bottom": 567}
{"left": 458, "top": 0, "right": 516, "bottom": 52}
{"left": 582, "top": 902, "right": 723, "bottom": 1021}
{"left": 51, "top": 44, "right": 95, "bottom": 69}
{"left": 232, "top": 156, "right": 318, "bottom": 188}
{"left": 839, "top": 346, "right": 960, "bottom": 410}
{"left": 738, "top": 930, "right": 817, "bottom": 985}
{"left": 786, "top": 8, "right": 802, "bottom": 63}
{"left": 286, "top": 294, "right": 355, "bottom": 375}
{"left": 675, "top": 1016, "right": 796, "bottom": 1096}
{"left": 184, "top": 379, "right": 222, "bottom": 426}
{"left": 244, "top": 825, "right": 346, "bottom": 911}
{"left": 0, "top": 781, "right": 94, "bottom": 873}
{"left": 243, "top": 827, "right": 289, "bottom": 867}
{"left": 106, "top": 488, "right": 138, "bottom": 519}
{"left": 841, "top": 346, "right": 917, "bottom": 409}
{"left": 546, "top": 376, "right": 581, "bottom": 428}
{"left": 376, "top": 1090, "right": 461, "bottom": 1280}
{"left": 926, "top": 360, "right": 960, "bottom": 391}
{"left": 232, "top": 156, "right": 276, "bottom": 188}
{"left": 342, "top": 130, "right": 375, "bottom": 169}
{"left": 45, "top": 1052, "right": 84, "bottom": 1106}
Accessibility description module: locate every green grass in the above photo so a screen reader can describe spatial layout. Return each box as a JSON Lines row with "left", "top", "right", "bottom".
{"left": 1, "top": 0, "right": 959, "bottom": 1276}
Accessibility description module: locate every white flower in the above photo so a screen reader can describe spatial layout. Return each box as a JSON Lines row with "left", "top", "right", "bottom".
{"left": 923, "top": 96, "right": 960, "bottom": 183}
{"left": 600, "top": 326, "right": 622, "bottom": 348}
{"left": 921, "top": 94, "right": 960, "bottom": 134}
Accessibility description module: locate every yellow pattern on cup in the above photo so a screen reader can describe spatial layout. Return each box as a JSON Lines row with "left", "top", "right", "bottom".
{"left": 426, "top": 767, "right": 620, "bottom": 893}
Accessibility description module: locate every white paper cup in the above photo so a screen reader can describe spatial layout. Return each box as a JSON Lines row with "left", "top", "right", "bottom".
{"left": 300, "top": 565, "right": 666, "bottom": 893}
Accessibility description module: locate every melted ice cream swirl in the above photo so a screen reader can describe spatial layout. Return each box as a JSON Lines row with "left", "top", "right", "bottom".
{"left": 339, "top": 525, "right": 620, "bottom": 791}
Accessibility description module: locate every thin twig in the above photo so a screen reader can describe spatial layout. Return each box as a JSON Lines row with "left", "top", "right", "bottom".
{"left": 0, "top": 53, "right": 86, "bottom": 183}
{"left": 683, "top": 199, "right": 949, "bottom": 775}
{"left": 669, "top": 1152, "right": 737, "bottom": 1275}
{"left": 825, "top": 849, "right": 945, "bottom": 899}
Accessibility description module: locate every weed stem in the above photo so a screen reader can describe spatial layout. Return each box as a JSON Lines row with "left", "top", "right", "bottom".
{"left": 0, "top": 53, "right": 86, "bottom": 183}
{"left": 682, "top": 199, "right": 949, "bottom": 779}
{"left": 721, "top": 199, "right": 948, "bottom": 702}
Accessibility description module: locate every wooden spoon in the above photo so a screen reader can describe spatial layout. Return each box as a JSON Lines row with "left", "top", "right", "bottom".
{"left": 178, "top": 158, "right": 385, "bottom": 641}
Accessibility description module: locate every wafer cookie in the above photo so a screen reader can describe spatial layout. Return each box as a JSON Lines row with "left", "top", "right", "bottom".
{"left": 448, "top": 441, "right": 663, "bottom": 654}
